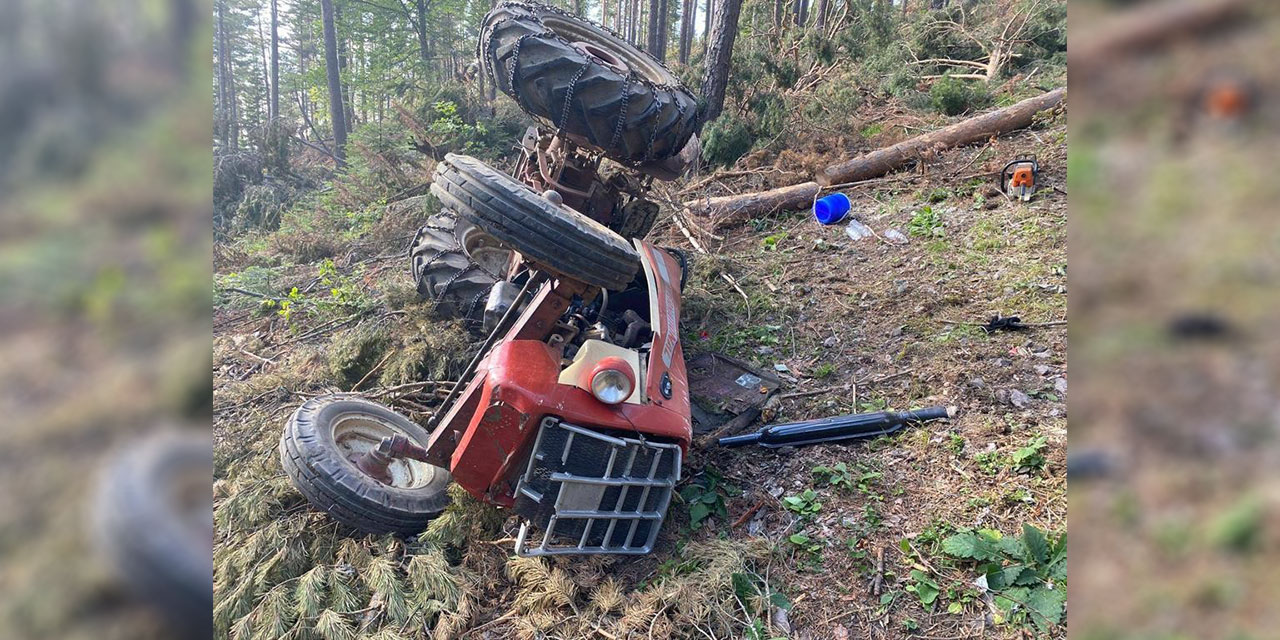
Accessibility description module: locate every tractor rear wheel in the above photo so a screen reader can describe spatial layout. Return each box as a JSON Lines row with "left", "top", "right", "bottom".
{"left": 480, "top": 1, "right": 698, "bottom": 165}
{"left": 430, "top": 153, "right": 641, "bottom": 291}
{"left": 410, "top": 208, "right": 512, "bottom": 326}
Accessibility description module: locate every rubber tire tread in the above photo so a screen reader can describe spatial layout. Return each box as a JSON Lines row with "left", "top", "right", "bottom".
{"left": 409, "top": 210, "right": 499, "bottom": 324}
{"left": 279, "top": 395, "right": 451, "bottom": 536}
{"left": 95, "top": 432, "right": 213, "bottom": 639}
{"left": 481, "top": 1, "right": 698, "bottom": 164}
{"left": 430, "top": 153, "right": 640, "bottom": 291}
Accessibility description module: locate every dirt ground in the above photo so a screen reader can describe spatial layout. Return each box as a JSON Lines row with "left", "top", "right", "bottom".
{"left": 213, "top": 109, "right": 1067, "bottom": 639}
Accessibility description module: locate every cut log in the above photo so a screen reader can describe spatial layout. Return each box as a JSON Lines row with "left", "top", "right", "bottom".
{"left": 1070, "top": 0, "right": 1254, "bottom": 75}
{"left": 685, "top": 181, "right": 820, "bottom": 228}
{"left": 816, "top": 88, "right": 1065, "bottom": 186}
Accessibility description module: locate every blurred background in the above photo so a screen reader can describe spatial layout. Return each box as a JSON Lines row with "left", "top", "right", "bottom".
{"left": 1069, "top": 0, "right": 1280, "bottom": 638}
{"left": 0, "top": 0, "right": 212, "bottom": 639}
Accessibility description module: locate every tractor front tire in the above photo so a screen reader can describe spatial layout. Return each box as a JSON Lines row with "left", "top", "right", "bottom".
{"left": 280, "top": 395, "right": 451, "bottom": 536}
{"left": 430, "top": 153, "right": 641, "bottom": 291}
{"left": 94, "top": 431, "right": 213, "bottom": 639}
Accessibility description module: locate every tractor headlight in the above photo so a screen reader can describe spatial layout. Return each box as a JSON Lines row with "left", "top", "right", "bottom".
{"left": 589, "top": 358, "right": 635, "bottom": 405}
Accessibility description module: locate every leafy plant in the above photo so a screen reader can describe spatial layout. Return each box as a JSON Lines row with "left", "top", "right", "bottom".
{"left": 813, "top": 363, "right": 836, "bottom": 379}
{"left": 941, "top": 524, "right": 1066, "bottom": 633}
{"left": 788, "top": 533, "right": 823, "bottom": 558}
{"left": 761, "top": 232, "right": 787, "bottom": 251}
{"left": 733, "top": 572, "right": 790, "bottom": 640}
{"left": 930, "top": 75, "right": 992, "bottom": 116}
{"left": 782, "top": 489, "right": 823, "bottom": 516}
{"left": 812, "top": 462, "right": 853, "bottom": 490}
{"left": 908, "top": 206, "right": 944, "bottom": 237}
{"left": 905, "top": 569, "right": 940, "bottom": 605}
{"left": 857, "top": 396, "right": 890, "bottom": 412}
{"left": 701, "top": 114, "right": 754, "bottom": 167}
{"left": 680, "top": 467, "right": 739, "bottom": 529}
{"left": 974, "top": 450, "right": 1003, "bottom": 475}
{"left": 855, "top": 468, "right": 884, "bottom": 496}
{"left": 1009, "top": 436, "right": 1049, "bottom": 473}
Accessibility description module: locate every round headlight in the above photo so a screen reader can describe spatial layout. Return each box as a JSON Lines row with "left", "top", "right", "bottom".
{"left": 589, "top": 359, "right": 635, "bottom": 405}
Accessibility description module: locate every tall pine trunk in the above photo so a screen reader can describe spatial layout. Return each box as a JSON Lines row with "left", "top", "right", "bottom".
{"left": 703, "top": 0, "right": 712, "bottom": 45}
{"left": 321, "top": 0, "right": 347, "bottom": 166}
{"left": 699, "top": 0, "right": 742, "bottom": 128}
{"left": 815, "top": 0, "right": 827, "bottom": 28}
{"left": 657, "top": 0, "right": 669, "bottom": 60}
{"left": 414, "top": 0, "right": 430, "bottom": 65}
{"left": 647, "top": 0, "right": 668, "bottom": 60}
{"left": 647, "top": 0, "right": 660, "bottom": 52}
{"left": 269, "top": 0, "right": 279, "bottom": 121}
{"left": 678, "top": 0, "right": 693, "bottom": 63}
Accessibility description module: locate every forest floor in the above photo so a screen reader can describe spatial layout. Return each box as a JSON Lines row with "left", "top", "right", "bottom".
{"left": 213, "top": 105, "right": 1067, "bottom": 639}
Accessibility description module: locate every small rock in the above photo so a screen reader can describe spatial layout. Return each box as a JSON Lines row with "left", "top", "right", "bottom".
{"left": 841, "top": 516, "right": 858, "bottom": 528}
{"left": 1054, "top": 377, "right": 1068, "bottom": 395}
{"left": 756, "top": 346, "right": 774, "bottom": 355}
{"left": 995, "top": 357, "right": 1013, "bottom": 367}
{"left": 1034, "top": 364, "right": 1052, "bottom": 376}
{"left": 884, "top": 228, "right": 909, "bottom": 244}
{"left": 1010, "top": 389, "right": 1031, "bottom": 408}
{"left": 890, "top": 325, "right": 904, "bottom": 337}
{"left": 823, "top": 336, "right": 839, "bottom": 348}
{"left": 774, "top": 363, "right": 790, "bottom": 373}
{"left": 768, "top": 486, "right": 783, "bottom": 498}
{"left": 772, "top": 608, "right": 792, "bottom": 634}
{"left": 968, "top": 377, "right": 986, "bottom": 388}
{"left": 995, "top": 389, "right": 1010, "bottom": 404}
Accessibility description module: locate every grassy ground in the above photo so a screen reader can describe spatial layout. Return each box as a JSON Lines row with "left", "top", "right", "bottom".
{"left": 212, "top": 106, "right": 1067, "bottom": 638}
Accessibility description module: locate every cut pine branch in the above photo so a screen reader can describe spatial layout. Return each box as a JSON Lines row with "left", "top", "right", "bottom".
{"left": 816, "top": 87, "right": 1065, "bottom": 186}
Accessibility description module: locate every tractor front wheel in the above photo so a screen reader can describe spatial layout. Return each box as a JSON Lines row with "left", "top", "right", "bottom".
{"left": 430, "top": 153, "right": 641, "bottom": 291}
{"left": 279, "top": 395, "right": 451, "bottom": 535}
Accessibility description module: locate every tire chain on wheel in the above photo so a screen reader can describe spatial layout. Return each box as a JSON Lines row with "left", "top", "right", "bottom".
{"left": 479, "top": 0, "right": 699, "bottom": 165}
{"left": 408, "top": 208, "right": 504, "bottom": 329}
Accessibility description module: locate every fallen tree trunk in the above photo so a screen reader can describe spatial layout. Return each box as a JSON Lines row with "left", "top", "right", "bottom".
{"left": 816, "top": 88, "right": 1065, "bottom": 186}
{"left": 685, "top": 181, "right": 820, "bottom": 228}
{"left": 1070, "top": 0, "right": 1254, "bottom": 75}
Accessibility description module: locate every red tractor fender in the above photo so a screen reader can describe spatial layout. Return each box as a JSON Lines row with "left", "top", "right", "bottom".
{"left": 448, "top": 240, "right": 692, "bottom": 506}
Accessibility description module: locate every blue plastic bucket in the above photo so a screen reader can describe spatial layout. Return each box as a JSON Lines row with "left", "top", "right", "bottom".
{"left": 813, "top": 193, "right": 851, "bottom": 225}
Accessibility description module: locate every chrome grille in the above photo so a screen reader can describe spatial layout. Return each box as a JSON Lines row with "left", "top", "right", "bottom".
{"left": 513, "top": 417, "right": 681, "bottom": 556}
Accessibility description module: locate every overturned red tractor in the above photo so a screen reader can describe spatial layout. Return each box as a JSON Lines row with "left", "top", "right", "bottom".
{"left": 280, "top": 1, "right": 699, "bottom": 556}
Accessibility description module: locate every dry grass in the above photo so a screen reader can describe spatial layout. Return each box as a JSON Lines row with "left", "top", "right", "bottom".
{"left": 214, "top": 100, "right": 1067, "bottom": 639}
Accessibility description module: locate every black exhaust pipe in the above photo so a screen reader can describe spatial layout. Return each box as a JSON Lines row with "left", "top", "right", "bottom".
{"left": 717, "top": 405, "right": 957, "bottom": 449}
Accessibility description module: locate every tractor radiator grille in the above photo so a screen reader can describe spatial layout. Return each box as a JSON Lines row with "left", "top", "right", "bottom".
{"left": 513, "top": 417, "right": 681, "bottom": 556}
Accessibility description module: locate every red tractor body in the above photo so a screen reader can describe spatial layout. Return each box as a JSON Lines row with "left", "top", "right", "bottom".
{"left": 417, "top": 241, "right": 691, "bottom": 555}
